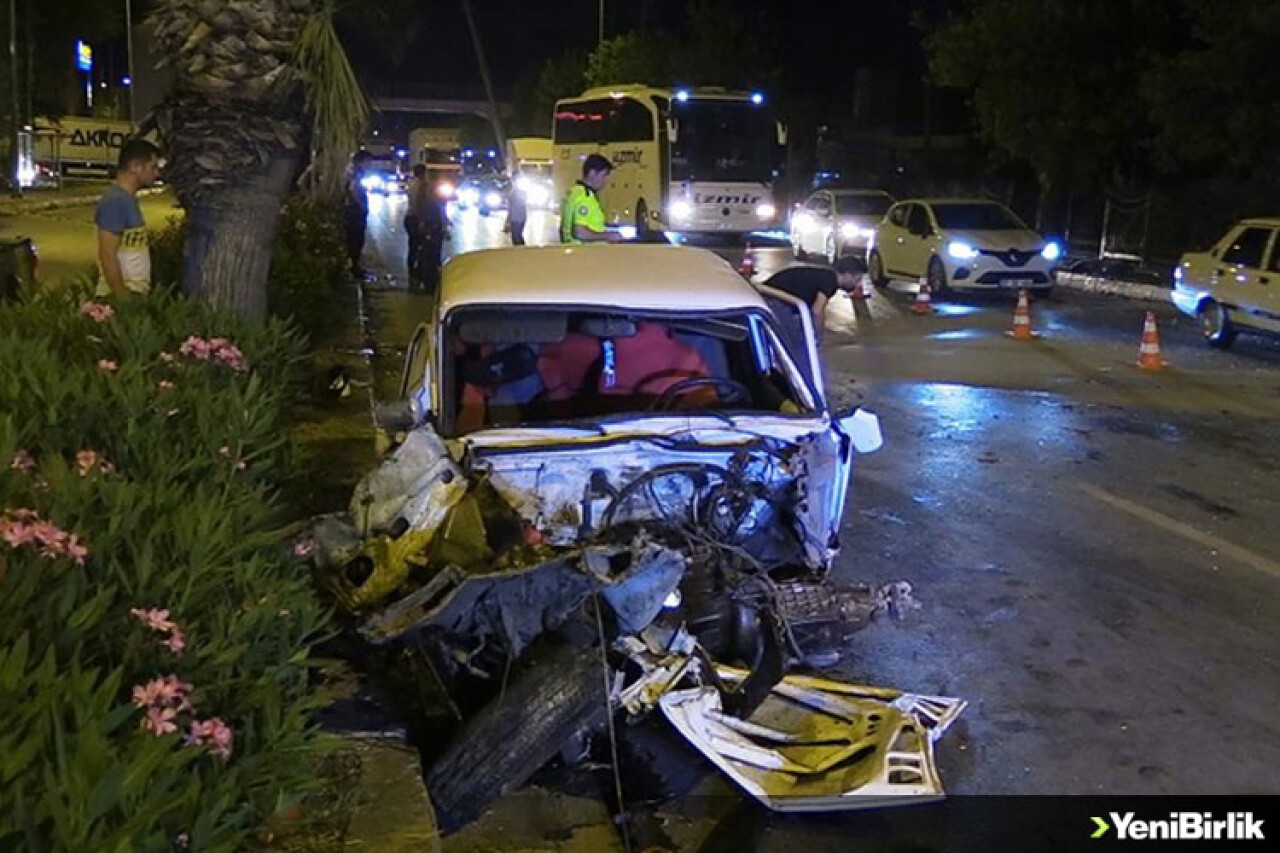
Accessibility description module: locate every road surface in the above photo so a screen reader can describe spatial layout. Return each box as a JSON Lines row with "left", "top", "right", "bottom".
{"left": 354, "top": 198, "right": 1280, "bottom": 850}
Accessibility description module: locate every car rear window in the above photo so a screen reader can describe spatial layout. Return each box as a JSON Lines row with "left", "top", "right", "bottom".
{"left": 932, "top": 203, "right": 1024, "bottom": 231}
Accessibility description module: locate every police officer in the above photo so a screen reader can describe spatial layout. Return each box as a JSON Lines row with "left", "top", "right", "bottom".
{"left": 560, "top": 153, "right": 623, "bottom": 244}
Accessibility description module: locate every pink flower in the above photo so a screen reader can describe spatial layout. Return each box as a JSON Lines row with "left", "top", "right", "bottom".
{"left": 131, "top": 675, "right": 192, "bottom": 709}
{"left": 130, "top": 608, "right": 177, "bottom": 633}
{"left": 292, "top": 538, "right": 315, "bottom": 558}
{"left": 143, "top": 706, "right": 179, "bottom": 736}
{"left": 188, "top": 717, "right": 234, "bottom": 759}
{"left": 179, "top": 336, "right": 211, "bottom": 360}
{"left": 64, "top": 534, "right": 89, "bottom": 565}
{"left": 10, "top": 450, "right": 35, "bottom": 471}
{"left": 75, "top": 450, "right": 99, "bottom": 477}
{"left": 163, "top": 631, "right": 186, "bottom": 654}
{"left": 79, "top": 301, "right": 115, "bottom": 323}
{"left": 1, "top": 520, "right": 37, "bottom": 548}
{"left": 157, "top": 379, "right": 175, "bottom": 390}
{"left": 97, "top": 358, "right": 118, "bottom": 373}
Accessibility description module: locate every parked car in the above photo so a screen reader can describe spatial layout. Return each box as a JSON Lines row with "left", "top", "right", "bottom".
{"left": 307, "top": 246, "right": 964, "bottom": 835}
{"left": 868, "top": 198, "right": 1061, "bottom": 296}
{"left": 1172, "top": 218, "right": 1280, "bottom": 349}
{"left": 790, "top": 189, "right": 894, "bottom": 264}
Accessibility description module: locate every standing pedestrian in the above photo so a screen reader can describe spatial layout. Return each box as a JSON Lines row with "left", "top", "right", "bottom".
{"left": 342, "top": 151, "right": 373, "bottom": 277}
{"left": 95, "top": 139, "right": 161, "bottom": 297}
{"left": 416, "top": 175, "right": 449, "bottom": 290}
{"left": 405, "top": 164, "right": 430, "bottom": 285}
{"left": 506, "top": 169, "right": 528, "bottom": 246}
{"left": 560, "top": 154, "right": 622, "bottom": 244}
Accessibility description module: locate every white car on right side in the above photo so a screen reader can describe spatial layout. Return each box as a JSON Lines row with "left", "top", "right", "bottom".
{"left": 867, "top": 198, "right": 1060, "bottom": 296}
{"left": 1172, "top": 218, "right": 1280, "bottom": 349}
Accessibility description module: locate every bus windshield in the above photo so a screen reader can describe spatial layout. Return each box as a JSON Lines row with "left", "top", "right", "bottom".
{"left": 671, "top": 100, "right": 776, "bottom": 184}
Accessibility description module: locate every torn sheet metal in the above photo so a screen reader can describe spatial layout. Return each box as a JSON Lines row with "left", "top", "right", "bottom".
{"left": 659, "top": 668, "right": 965, "bottom": 813}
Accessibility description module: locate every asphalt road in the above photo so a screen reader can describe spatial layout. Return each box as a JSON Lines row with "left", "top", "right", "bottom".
{"left": 13, "top": 192, "right": 1279, "bottom": 848}
{"left": 353, "top": 198, "right": 1280, "bottom": 850}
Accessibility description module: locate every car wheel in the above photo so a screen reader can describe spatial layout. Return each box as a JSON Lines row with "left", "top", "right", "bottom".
{"left": 868, "top": 250, "right": 887, "bottom": 287}
{"left": 927, "top": 256, "right": 950, "bottom": 297}
{"left": 825, "top": 233, "right": 838, "bottom": 266}
{"left": 1199, "top": 300, "right": 1237, "bottom": 349}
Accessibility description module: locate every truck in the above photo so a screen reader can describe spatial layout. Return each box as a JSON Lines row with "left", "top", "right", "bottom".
{"left": 505, "top": 137, "right": 554, "bottom": 208}
{"left": 32, "top": 116, "right": 135, "bottom": 177}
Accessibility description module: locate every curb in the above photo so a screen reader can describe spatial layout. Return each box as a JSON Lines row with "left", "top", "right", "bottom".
{"left": 0, "top": 186, "right": 167, "bottom": 217}
{"left": 1054, "top": 271, "right": 1172, "bottom": 304}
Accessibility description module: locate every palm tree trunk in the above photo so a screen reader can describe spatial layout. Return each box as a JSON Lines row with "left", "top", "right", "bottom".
{"left": 182, "top": 150, "right": 300, "bottom": 322}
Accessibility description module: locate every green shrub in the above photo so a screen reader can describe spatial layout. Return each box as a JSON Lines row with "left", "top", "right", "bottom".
{"left": 0, "top": 285, "right": 329, "bottom": 852}
{"left": 147, "top": 196, "right": 350, "bottom": 343}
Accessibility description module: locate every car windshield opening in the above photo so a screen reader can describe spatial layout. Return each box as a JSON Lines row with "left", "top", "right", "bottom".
{"left": 444, "top": 308, "right": 811, "bottom": 435}
{"left": 931, "top": 203, "right": 1024, "bottom": 231}
{"left": 836, "top": 195, "right": 892, "bottom": 217}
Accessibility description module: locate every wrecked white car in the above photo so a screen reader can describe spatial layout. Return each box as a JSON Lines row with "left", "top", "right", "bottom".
{"left": 311, "top": 245, "right": 961, "bottom": 833}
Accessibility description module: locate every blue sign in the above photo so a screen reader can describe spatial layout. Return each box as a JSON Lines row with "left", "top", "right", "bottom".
{"left": 76, "top": 40, "right": 92, "bottom": 72}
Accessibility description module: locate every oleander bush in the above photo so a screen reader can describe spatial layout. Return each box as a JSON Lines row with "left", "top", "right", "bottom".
{"left": 0, "top": 284, "right": 330, "bottom": 852}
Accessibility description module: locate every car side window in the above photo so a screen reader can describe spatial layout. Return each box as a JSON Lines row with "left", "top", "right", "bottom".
{"left": 1220, "top": 227, "right": 1271, "bottom": 269}
{"left": 908, "top": 205, "right": 932, "bottom": 236}
{"left": 888, "top": 204, "right": 910, "bottom": 228}
{"left": 812, "top": 196, "right": 832, "bottom": 217}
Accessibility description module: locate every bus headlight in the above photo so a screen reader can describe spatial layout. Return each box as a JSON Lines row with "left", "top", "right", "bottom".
{"left": 669, "top": 200, "right": 693, "bottom": 222}
{"left": 755, "top": 203, "right": 776, "bottom": 220}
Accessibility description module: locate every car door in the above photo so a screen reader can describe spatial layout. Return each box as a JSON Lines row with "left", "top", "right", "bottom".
{"left": 1215, "top": 225, "right": 1273, "bottom": 330}
{"left": 878, "top": 202, "right": 912, "bottom": 277}
{"left": 1261, "top": 231, "right": 1280, "bottom": 331}
{"left": 757, "top": 286, "right": 880, "bottom": 566}
{"left": 904, "top": 203, "right": 936, "bottom": 278}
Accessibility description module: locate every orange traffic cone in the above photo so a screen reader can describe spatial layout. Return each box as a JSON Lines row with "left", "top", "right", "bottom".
{"left": 738, "top": 241, "right": 756, "bottom": 279}
{"left": 1006, "top": 289, "right": 1039, "bottom": 339}
{"left": 911, "top": 277, "right": 934, "bottom": 315}
{"left": 1136, "top": 311, "right": 1165, "bottom": 370}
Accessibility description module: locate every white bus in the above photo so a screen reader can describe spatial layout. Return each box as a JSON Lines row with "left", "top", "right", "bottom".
{"left": 552, "top": 85, "right": 785, "bottom": 236}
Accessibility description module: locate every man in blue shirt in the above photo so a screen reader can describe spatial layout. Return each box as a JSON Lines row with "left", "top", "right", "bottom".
{"left": 95, "top": 139, "right": 161, "bottom": 297}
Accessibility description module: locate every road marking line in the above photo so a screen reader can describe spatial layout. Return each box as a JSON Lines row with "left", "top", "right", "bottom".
{"left": 1079, "top": 483, "right": 1280, "bottom": 580}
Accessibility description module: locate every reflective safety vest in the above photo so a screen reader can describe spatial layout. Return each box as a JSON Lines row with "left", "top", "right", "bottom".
{"left": 560, "top": 182, "right": 606, "bottom": 244}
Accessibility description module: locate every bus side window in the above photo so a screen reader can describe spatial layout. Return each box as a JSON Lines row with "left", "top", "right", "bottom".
{"left": 608, "top": 98, "right": 655, "bottom": 143}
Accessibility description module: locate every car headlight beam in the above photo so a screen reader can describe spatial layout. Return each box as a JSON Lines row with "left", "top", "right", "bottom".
{"left": 1040, "top": 241, "right": 1062, "bottom": 262}
{"left": 946, "top": 240, "right": 979, "bottom": 260}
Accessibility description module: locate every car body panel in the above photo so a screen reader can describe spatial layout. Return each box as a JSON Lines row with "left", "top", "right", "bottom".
{"left": 1173, "top": 219, "right": 1280, "bottom": 336}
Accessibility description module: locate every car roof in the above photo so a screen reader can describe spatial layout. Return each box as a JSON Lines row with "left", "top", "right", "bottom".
{"left": 440, "top": 245, "right": 769, "bottom": 314}
{"left": 1240, "top": 217, "right": 1280, "bottom": 227}
{"left": 824, "top": 189, "right": 892, "bottom": 197}
{"left": 896, "top": 197, "right": 1009, "bottom": 206}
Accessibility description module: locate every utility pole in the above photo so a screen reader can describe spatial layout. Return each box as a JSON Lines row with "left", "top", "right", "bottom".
{"left": 461, "top": 0, "right": 505, "bottom": 161}
{"left": 125, "top": 0, "right": 135, "bottom": 123}
{"left": 598, "top": 0, "right": 604, "bottom": 46}
{"left": 8, "top": 0, "right": 19, "bottom": 194}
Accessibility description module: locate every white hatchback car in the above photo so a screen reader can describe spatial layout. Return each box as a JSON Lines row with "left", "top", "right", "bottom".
{"left": 1172, "top": 218, "right": 1280, "bottom": 348}
{"left": 790, "top": 189, "right": 894, "bottom": 264}
{"left": 867, "top": 199, "right": 1060, "bottom": 296}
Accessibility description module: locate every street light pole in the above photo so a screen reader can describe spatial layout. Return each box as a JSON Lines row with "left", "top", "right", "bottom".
{"left": 125, "top": 0, "right": 135, "bottom": 123}
{"left": 8, "top": 0, "right": 19, "bottom": 194}
{"left": 598, "top": 0, "right": 604, "bottom": 46}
